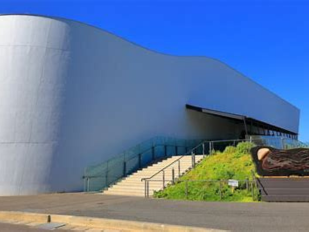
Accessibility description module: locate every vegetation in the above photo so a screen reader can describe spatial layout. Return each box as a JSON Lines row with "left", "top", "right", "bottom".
{"left": 154, "top": 142, "right": 259, "bottom": 202}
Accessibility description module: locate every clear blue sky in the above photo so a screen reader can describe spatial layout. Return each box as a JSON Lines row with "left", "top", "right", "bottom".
{"left": 1, "top": 0, "right": 308, "bottom": 141}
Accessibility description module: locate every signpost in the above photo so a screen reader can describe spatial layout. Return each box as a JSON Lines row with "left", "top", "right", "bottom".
{"left": 228, "top": 179, "right": 239, "bottom": 187}
{"left": 228, "top": 179, "right": 239, "bottom": 193}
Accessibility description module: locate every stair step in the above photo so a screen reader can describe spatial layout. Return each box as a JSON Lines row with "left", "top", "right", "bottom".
{"left": 140, "top": 166, "right": 192, "bottom": 170}
{"left": 134, "top": 171, "right": 187, "bottom": 175}
{"left": 102, "top": 154, "right": 205, "bottom": 197}
{"left": 123, "top": 176, "right": 182, "bottom": 181}
{"left": 104, "top": 189, "right": 146, "bottom": 194}
{"left": 109, "top": 182, "right": 166, "bottom": 188}
{"left": 105, "top": 188, "right": 162, "bottom": 195}
{"left": 115, "top": 182, "right": 165, "bottom": 186}
{"left": 106, "top": 186, "right": 144, "bottom": 191}
{"left": 104, "top": 192, "right": 145, "bottom": 197}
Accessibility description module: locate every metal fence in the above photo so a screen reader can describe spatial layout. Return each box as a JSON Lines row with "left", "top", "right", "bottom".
{"left": 209, "top": 136, "right": 308, "bottom": 153}
{"left": 83, "top": 136, "right": 204, "bottom": 192}
{"left": 143, "top": 136, "right": 308, "bottom": 198}
{"left": 84, "top": 135, "right": 308, "bottom": 194}
{"left": 153, "top": 178, "right": 259, "bottom": 201}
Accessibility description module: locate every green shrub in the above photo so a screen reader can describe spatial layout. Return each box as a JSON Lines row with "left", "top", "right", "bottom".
{"left": 224, "top": 146, "right": 237, "bottom": 154}
{"left": 154, "top": 142, "right": 257, "bottom": 202}
{"left": 236, "top": 142, "right": 255, "bottom": 154}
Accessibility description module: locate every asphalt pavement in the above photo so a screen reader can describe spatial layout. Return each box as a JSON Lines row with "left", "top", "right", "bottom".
{"left": 0, "top": 193, "right": 308, "bottom": 232}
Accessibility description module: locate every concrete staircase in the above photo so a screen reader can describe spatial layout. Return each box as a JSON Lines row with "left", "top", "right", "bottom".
{"left": 103, "top": 155, "right": 205, "bottom": 197}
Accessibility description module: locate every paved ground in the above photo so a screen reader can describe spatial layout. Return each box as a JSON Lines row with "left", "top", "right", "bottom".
{"left": 0, "top": 221, "right": 108, "bottom": 232}
{"left": 0, "top": 221, "right": 118, "bottom": 232}
{"left": 0, "top": 222, "right": 49, "bottom": 232}
{"left": 0, "top": 193, "right": 309, "bottom": 232}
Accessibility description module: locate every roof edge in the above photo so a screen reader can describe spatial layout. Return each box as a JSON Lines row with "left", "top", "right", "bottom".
{"left": 0, "top": 13, "right": 300, "bottom": 112}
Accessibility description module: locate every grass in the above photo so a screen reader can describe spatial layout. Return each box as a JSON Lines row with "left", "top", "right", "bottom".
{"left": 154, "top": 142, "right": 259, "bottom": 202}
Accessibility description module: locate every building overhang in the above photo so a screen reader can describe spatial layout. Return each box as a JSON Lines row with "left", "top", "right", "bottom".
{"left": 186, "top": 104, "right": 298, "bottom": 137}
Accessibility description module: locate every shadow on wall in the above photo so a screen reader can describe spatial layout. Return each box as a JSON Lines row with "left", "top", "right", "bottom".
{"left": 186, "top": 109, "right": 243, "bottom": 140}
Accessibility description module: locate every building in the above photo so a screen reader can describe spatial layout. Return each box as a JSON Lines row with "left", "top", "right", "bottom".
{"left": 0, "top": 14, "right": 300, "bottom": 195}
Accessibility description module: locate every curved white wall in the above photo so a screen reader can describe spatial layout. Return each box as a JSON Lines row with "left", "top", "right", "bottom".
{"left": 0, "top": 15, "right": 300, "bottom": 195}
{"left": 0, "top": 16, "right": 71, "bottom": 195}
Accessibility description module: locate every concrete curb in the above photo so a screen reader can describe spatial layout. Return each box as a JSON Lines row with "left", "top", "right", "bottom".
{"left": 0, "top": 211, "right": 227, "bottom": 231}
{"left": 0, "top": 211, "right": 48, "bottom": 223}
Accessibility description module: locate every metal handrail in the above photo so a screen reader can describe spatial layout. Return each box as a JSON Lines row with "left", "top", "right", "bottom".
{"left": 209, "top": 137, "right": 287, "bottom": 144}
{"left": 123, "top": 143, "right": 190, "bottom": 164}
{"left": 84, "top": 143, "right": 192, "bottom": 178}
{"left": 141, "top": 136, "right": 299, "bottom": 197}
{"left": 209, "top": 138, "right": 249, "bottom": 143}
{"left": 142, "top": 137, "right": 275, "bottom": 184}
{"left": 86, "top": 136, "right": 303, "bottom": 193}
{"left": 141, "top": 140, "right": 208, "bottom": 182}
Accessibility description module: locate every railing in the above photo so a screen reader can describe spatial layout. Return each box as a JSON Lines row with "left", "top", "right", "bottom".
{"left": 142, "top": 140, "right": 208, "bottom": 197}
{"left": 83, "top": 136, "right": 204, "bottom": 192}
{"left": 154, "top": 178, "right": 259, "bottom": 201}
{"left": 142, "top": 136, "right": 308, "bottom": 197}
{"left": 208, "top": 136, "right": 308, "bottom": 153}
{"left": 84, "top": 135, "right": 306, "bottom": 194}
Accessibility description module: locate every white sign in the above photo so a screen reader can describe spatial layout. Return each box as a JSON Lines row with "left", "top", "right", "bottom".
{"left": 228, "top": 179, "right": 239, "bottom": 187}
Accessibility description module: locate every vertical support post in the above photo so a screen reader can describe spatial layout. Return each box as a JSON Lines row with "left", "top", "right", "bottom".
{"left": 191, "top": 151, "right": 196, "bottom": 168}
{"left": 282, "top": 138, "right": 286, "bottom": 149}
{"left": 253, "top": 175, "right": 258, "bottom": 201}
{"left": 243, "top": 117, "right": 248, "bottom": 136}
{"left": 178, "top": 160, "right": 181, "bottom": 177}
{"left": 185, "top": 180, "right": 188, "bottom": 199}
{"left": 138, "top": 153, "right": 142, "bottom": 169}
{"left": 105, "top": 162, "right": 109, "bottom": 188}
{"left": 123, "top": 161, "right": 127, "bottom": 177}
{"left": 246, "top": 178, "right": 249, "bottom": 192}
{"left": 83, "top": 168, "right": 87, "bottom": 192}
{"left": 163, "top": 170, "right": 165, "bottom": 189}
{"left": 152, "top": 147, "right": 155, "bottom": 161}
{"left": 202, "top": 143, "right": 205, "bottom": 155}
{"left": 251, "top": 170, "right": 256, "bottom": 201}
{"left": 144, "top": 180, "right": 147, "bottom": 197}
{"left": 255, "top": 178, "right": 258, "bottom": 201}
{"left": 172, "top": 168, "right": 175, "bottom": 184}
{"left": 147, "top": 180, "right": 149, "bottom": 198}
{"left": 251, "top": 180, "right": 254, "bottom": 200}
{"left": 86, "top": 177, "right": 90, "bottom": 192}
{"left": 105, "top": 171, "right": 108, "bottom": 188}
{"left": 209, "top": 142, "right": 212, "bottom": 154}
{"left": 219, "top": 180, "right": 222, "bottom": 200}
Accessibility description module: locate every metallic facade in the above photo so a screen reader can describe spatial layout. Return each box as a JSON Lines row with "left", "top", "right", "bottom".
{"left": 0, "top": 15, "right": 300, "bottom": 195}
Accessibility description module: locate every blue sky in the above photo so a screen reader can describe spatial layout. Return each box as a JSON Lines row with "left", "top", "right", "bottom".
{"left": 1, "top": 0, "right": 308, "bottom": 141}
